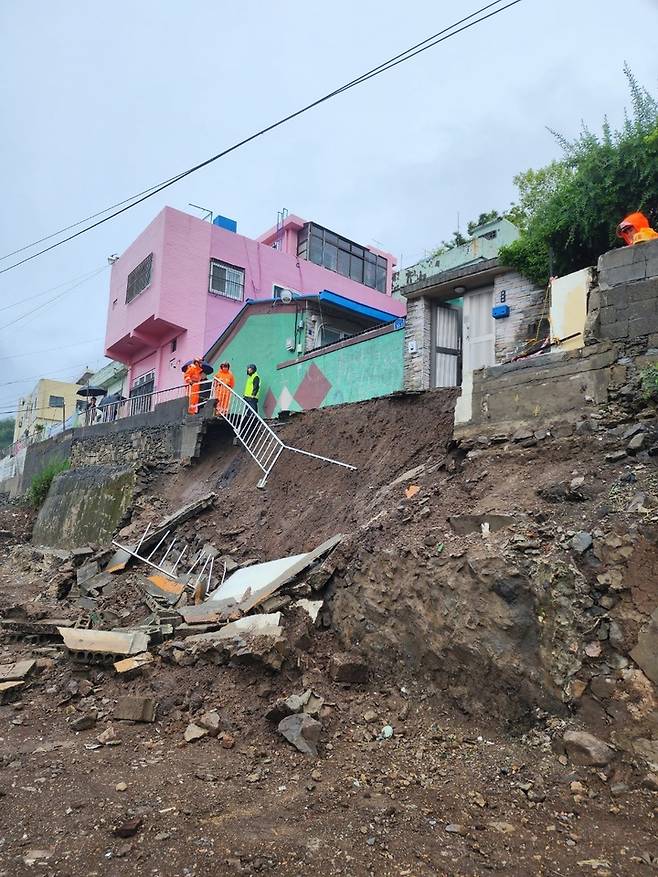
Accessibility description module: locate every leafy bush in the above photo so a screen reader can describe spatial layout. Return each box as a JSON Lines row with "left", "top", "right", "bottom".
{"left": 640, "top": 363, "right": 658, "bottom": 402}
{"left": 499, "top": 66, "right": 658, "bottom": 285}
{"left": 29, "top": 459, "right": 70, "bottom": 508}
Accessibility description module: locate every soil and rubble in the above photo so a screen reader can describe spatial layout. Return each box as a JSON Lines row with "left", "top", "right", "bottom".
{"left": 0, "top": 391, "right": 657, "bottom": 876}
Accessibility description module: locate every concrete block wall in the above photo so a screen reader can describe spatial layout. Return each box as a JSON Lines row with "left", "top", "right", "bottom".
{"left": 403, "top": 297, "right": 432, "bottom": 391}
{"left": 594, "top": 240, "right": 658, "bottom": 341}
{"left": 493, "top": 272, "right": 546, "bottom": 361}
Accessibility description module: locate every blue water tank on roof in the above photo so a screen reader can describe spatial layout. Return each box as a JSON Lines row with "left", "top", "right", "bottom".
{"left": 213, "top": 215, "right": 237, "bottom": 233}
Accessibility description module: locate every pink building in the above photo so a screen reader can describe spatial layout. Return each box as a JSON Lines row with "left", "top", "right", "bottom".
{"left": 105, "top": 207, "right": 405, "bottom": 399}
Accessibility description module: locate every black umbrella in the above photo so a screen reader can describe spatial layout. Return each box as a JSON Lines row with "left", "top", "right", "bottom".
{"left": 98, "top": 392, "right": 125, "bottom": 407}
{"left": 77, "top": 386, "right": 107, "bottom": 398}
{"left": 181, "top": 360, "right": 213, "bottom": 375}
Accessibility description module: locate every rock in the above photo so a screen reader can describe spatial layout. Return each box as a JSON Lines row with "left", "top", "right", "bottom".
{"left": 363, "top": 709, "right": 377, "bottom": 723}
{"left": 571, "top": 531, "right": 593, "bottom": 554}
{"left": 527, "top": 788, "right": 546, "bottom": 802}
{"left": 97, "top": 725, "right": 120, "bottom": 746}
{"left": 610, "top": 782, "right": 628, "bottom": 796}
{"left": 627, "top": 432, "right": 646, "bottom": 454}
{"left": 630, "top": 607, "right": 658, "bottom": 685}
{"left": 184, "top": 723, "right": 208, "bottom": 743}
{"left": 488, "top": 821, "right": 515, "bottom": 834}
{"left": 605, "top": 450, "right": 627, "bottom": 463}
{"left": 113, "top": 696, "right": 156, "bottom": 723}
{"left": 444, "top": 823, "right": 468, "bottom": 835}
{"left": 512, "top": 427, "right": 534, "bottom": 443}
{"left": 198, "top": 711, "right": 228, "bottom": 737}
{"left": 221, "top": 733, "right": 235, "bottom": 749}
{"left": 328, "top": 653, "right": 368, "bottom": 684}
{"left": 113, "top": 816, "right": 143, "bottom": 838}
{"left": 380, "top": 725, "right": 394, "bottom": 739}
{"left": 70, "top": 712, "right": 97, "bottom": 732}
{"left": 115, "top": 782, "right": 127, "bottom": 792}
{"left": 641, "top": 773, "right": 658, "bottom": 791}
{"left": 278, "top": 714, "right": 322, "bottom": 757}
{"left": 563, "top": 730, "right": 615, "bottom": 766}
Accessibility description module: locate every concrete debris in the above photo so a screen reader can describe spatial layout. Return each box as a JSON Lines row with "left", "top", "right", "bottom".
{"left": 184, "top": 722, "right": 208, "bottom": 743}
{"left": 266, "top": 689, "right": 324, "bottom": 723}
{"left": 179, "top": 603, "right": 238, "bottom": 625}
{"left": 113, "top": 652, "right": 154, "bottom": 675}
{"left": 97, "top": 725, "right": 120, "bottom": 746}
{"left": 209, "top": 535, "right": 342, "bottom": 612}
{"left": 113, "top": 696, "right": 157, "bottom": 723}
{"left": 388, "top": 464, "right": 426, "bottom": 488}
{"left": 329, "top": 652, "right": 368, "bottom": 684}
{"left": 0, "top": 680, "right": 24, "bottom": 703}
{"left": 141, "top": 574, "right": 186, "bottom": 605}
{"left": 563, "top": 730, "right": 615, "bottom": 766}
{"left": 278, "top": 713, "right": 322, "bottom": 757}
{"left": 293, "top": 599, "right": 323, "bottom": 623}
{"left": 0, "top": 659, "right": 36, "bottom": 681}
{"left": 58, "top": 627, "right": 150, "bottom": 657}
{"left": 627, "top": 431, "right": 646, "bottom": 453}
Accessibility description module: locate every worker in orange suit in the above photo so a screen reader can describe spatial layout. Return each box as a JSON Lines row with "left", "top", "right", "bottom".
{"left": 617, "top": 212, "right": 658, "bottom": 246}
{"left": 214, "top": 361, "right": 235, "bottom": 416}
{"left": 183, "top": 359, "right": 205, "bottom": 415}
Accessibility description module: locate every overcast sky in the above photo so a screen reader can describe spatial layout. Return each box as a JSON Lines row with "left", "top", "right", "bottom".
{"left": 1, "top": 0, "right": 657, "bottom": 415}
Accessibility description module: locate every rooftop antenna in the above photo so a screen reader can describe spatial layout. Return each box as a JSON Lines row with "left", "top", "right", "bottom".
{"left": 189, "top": 204, "right": 213, "bottom": 222}
{"left": 273, "top": 207, "right": 288, "bottom": 250}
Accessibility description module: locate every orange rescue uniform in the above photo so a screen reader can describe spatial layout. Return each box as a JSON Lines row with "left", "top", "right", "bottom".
{"left": 214, "top": 367, "right": 235, "bottom": 415}
{"left": 617, "top": 212, "right": 658, "bottom": 246}
{"left": 183, "top": 361, "right": 205, "bottom": 414}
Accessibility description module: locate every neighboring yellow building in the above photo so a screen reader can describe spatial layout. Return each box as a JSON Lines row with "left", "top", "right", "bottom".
{"left": 14, "top": 378, "right": 87, "bottom": 442}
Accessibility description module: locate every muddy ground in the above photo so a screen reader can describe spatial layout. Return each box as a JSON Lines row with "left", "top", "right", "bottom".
{"left": 1, "top": 392, "right": 657, "bottom": 876}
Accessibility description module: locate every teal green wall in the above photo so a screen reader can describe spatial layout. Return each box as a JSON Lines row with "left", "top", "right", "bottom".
{"left": 210, "top": 312, "right": 404, "bottom": 416}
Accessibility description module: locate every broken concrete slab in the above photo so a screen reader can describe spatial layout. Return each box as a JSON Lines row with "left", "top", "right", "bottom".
{"left": 113, "top": 652, "right": 154, "bottom": 675}
{"left": 114, "top": 696, "right": 157, "bottom": 723}
{"left": 209, "top": 535, "right": 342, "bottom": 611}
{"left": 278, "top": 713, "right": 321, "bottom": 757}
{"left": 0, "top": 680, "right": 24, "bottom": 703}
{"left": 294, "top": 599, "right": 323, "bottom": 623}
{"left": 58, "top": 627, "right": 149, "bottom": 657}
{"left": 140, "top": 574, "right": 186, "bottom": 605}
{"left": 178, "top": 603, "right": 236, "bottom": 625}
{"left": 0, "top": 659, "right": 36, "bottom": 681}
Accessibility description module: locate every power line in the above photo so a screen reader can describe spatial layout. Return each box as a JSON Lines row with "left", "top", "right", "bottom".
{"left": 0, "top": 266, "right": 108, "bottom": 330}
{"left": 0, "top": 0, "right": 523, "bottom": 275}
{"left": 0, "top": 336, "right": 103, "bottom": 362}
{"left": 0, "top": 264, "right": 107, "bottom": 312}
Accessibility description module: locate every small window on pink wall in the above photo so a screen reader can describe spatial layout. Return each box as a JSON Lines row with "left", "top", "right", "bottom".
{"left": 209, "top": 259, "right": 245, "bottom": 301}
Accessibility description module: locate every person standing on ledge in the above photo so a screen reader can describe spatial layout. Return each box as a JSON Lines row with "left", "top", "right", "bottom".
{"left": 243, "top": 363, "right": 260, "bottom": 413}
{"left": 214, "top": 361, "right": 235, "bottom": 416}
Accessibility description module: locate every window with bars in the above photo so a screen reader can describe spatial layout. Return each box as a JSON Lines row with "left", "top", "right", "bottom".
{"left": 126, "top": 253, "right": 153, "bottom": 303}
{"left": 297, "top": 223, "right": 388, "bottom": 292}
{"left": 209, "top": 259, "right": 245, "bottom": 301}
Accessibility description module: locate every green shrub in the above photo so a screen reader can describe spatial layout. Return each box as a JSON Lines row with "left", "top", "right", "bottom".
{"left": 640, "top": 363, "right": 658, "bottom": 402}
{"left": 29, "top": 459, "right": 70, "bottom": 508}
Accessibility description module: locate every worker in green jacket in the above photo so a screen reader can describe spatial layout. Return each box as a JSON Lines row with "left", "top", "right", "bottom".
{"left": 244, "top": 364, "right": 261, "bottom": 413}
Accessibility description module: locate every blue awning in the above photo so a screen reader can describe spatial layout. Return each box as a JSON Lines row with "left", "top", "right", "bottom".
{"left": 318, "top": 290, "right": 398, "bottom": 323}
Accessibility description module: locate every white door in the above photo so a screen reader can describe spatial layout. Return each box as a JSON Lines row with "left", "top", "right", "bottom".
{"left": 463, "top": 289, "right": 495, "bottom": 374}
{"left": 432, "top": 305, "right": 461, "bottom": 387}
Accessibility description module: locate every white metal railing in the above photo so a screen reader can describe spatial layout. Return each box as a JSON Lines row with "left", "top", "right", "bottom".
{"left": 212, "top": 378, "right": 355, "bottom": 488}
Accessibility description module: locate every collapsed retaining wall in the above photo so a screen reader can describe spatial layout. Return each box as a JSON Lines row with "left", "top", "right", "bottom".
{"left": 32, "top": 465, "right": 137, "bottom": 549}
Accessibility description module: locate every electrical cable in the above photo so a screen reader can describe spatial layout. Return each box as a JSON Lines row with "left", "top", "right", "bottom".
{"left": 0, "top": 265, "right": 107, "bottom": 312}
{"left": 0, "top": 337, "right": 103, "bottom": 362}
{"left": 0, "top": 266, "right": 107, "bottom": 330}
{"left": 0, "top": 0, "right": 523, "bottom": 275}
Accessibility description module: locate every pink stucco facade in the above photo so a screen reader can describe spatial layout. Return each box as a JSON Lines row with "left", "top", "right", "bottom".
{"left": 105, "top": 207, "right": 404, "bottom": 393}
